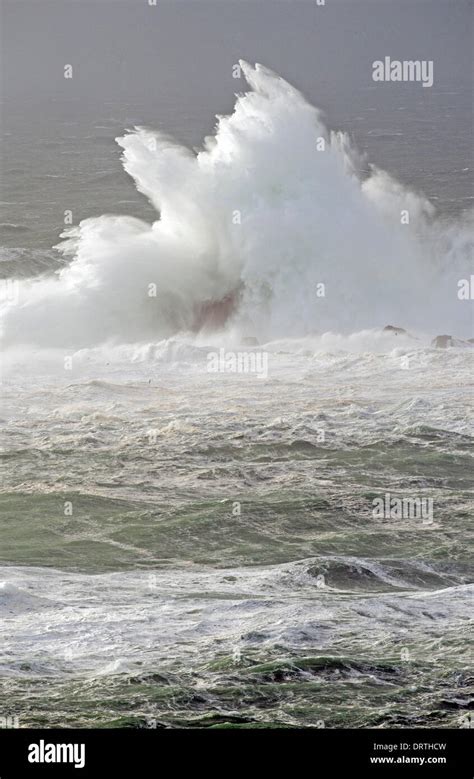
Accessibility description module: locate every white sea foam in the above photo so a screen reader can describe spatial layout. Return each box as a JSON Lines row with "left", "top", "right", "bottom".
{"left": 1, "top": 564, "right": 471, "bottom": 678}
{"left": 1, "top": 61, "right": 472, "bottom": 353}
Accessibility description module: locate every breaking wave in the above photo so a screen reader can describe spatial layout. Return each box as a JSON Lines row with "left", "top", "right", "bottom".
{"left": 1, "top": 61, "right": 472, "bottom": 349}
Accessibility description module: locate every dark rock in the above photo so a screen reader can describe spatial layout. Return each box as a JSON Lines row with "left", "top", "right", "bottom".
{"left": 384, "top": 325, "right": 407, "bottom": 335}
{"left": 432, "top": 335, "right": 474, "bottom": 349}
{"left": 431, "top": 335, "right": 453, "bottom": 349}
{"left": 383, "top": 325, "right": 417, "bottom": 339}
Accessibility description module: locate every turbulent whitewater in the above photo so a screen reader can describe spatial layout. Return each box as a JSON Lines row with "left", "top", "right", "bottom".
{"left": 1, "top": 61, "right": 472, "bottom": 350}
{"left": 1, "top": 62, "right": 473, "bottom": 729}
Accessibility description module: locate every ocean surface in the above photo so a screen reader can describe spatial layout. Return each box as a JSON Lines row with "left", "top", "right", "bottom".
{"left": 1, "top": 53, "right": 473, "bottom": 727}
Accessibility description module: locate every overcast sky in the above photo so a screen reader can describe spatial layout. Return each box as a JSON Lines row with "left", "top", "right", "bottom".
{"left": 2, "top": 0, "right": 471, "bottom": 110}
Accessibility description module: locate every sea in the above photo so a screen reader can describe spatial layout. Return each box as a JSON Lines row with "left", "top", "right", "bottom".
{"left": 0, "top": 1, "right": 473, "bottom": 728}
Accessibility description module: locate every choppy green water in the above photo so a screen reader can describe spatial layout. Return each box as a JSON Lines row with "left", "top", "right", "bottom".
{"left": 1, "top": 374, "right": 473, "bottom": 728}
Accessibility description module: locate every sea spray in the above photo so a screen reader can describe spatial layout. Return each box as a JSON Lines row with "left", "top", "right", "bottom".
{"left": 1, "top": 61, "right": 472, "bottom": 349}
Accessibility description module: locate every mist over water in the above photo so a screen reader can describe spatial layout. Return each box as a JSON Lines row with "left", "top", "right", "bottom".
{"left": 1, "top": 62, "right": 472, "bottom": 353}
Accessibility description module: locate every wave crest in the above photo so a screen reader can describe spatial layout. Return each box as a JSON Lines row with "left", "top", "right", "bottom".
{"left": 2, "top": 61, "right": 472, "bottom": 348}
